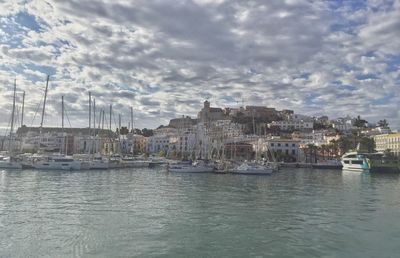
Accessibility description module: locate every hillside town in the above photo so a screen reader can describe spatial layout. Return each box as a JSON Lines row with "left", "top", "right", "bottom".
{"left": 1, "top": 99, "right": 398, "bottom": 165}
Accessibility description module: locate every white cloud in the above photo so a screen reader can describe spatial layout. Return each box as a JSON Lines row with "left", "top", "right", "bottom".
{"left": 0, "top": 0, "right": 398, "bottom": 130}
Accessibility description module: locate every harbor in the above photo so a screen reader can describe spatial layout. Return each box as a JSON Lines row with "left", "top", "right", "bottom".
{"left": 1, "top": 77, "right": 399, "bottom": 174}
{"left": 1, "top": 0, "right": 400, "bottom": 256}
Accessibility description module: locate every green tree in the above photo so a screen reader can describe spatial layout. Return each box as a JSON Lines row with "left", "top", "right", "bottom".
{"left": 141, "top": 128, "right": 154, "bottom": 137}
{"left": 359, "top": 137, "right": 376, "bottom": 153}
{"left": 119, "top": 126, "right": 129, "bottom": 135}
{"left": 338, "top": 136, "right": 353, "bottom": 154}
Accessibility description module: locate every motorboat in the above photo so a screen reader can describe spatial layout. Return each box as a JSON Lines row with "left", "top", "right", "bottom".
{"left": 341, "top": 151, "right": 370, "bottom": 172}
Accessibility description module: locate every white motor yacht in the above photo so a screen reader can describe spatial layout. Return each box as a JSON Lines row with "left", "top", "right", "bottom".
{"left": 341, "top": 151, "right": 370, "bottom": 172}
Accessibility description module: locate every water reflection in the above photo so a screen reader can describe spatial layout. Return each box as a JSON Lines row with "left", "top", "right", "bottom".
{"left": 1, "top": 168, "right": 400, "bottom": 257}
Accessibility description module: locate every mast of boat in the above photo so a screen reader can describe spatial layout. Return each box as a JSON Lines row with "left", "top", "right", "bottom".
{"left": 130, "top": 107, "right": 134, "bottom": 132}
{"left": 98, "top": 108, "right": 102, "bottom": 129}
{"left": 109, "top": 104, "right": 112, "bottom": 154}
{"left": 61, "top": 95, "right": 65, "bottom": 154}
{"left": 88, "top": 92, "right": 92, "bottom": 155}
{"left": 21, "top": 91, "right": 25, "bottom": 127}
{"left": 109, "top": 104, "right": 112, "bottom": 133}
{"left": 61, "top": 96, "right": 64, "bottom": 130}
{"left": 40, "top": 75, "right": 49, "bottom": 135}
{"left": 93, "top": 98, "right": 96, "bottom": 154}
{"left": 118, "top": 114, "right": 121, "bottom": 132}
{"left": 93, "top": 98, "right": 96, "bottom": 132}
{"left": 102, "top": 110, "right": 105, "bottom": 130}
{"left": 8, "top": 79, "right": 17, "bottom": 153}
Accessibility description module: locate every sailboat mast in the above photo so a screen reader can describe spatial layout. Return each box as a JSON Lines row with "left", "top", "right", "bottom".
{"left": 88, "top": 92, "right": 92, "bottom": 154}
{"left": 61, "top": 95, "right": 64, "bottom": 130}
{"left": 8, "top": 79, "right": 17, "bottom": 153}
{"left": 88, "top": 92, "right": 91, "bottom": 132}
{"left": 10, "top": 79, "right": 17, "bottom": 136}
{"left": 93, "top": 98, "right": 96, "bottom": 154}
{"left": 93, "top": 98, "right": 96, "bottom": 130}
{"left": 109, "top": 104, "right": 112, "bottom": 132}
{"left": 21, "top": 91, "right": 25, "bottom": 127}
{"left": 40, "top": 75, "right": 49, "bottom": 134}
{"left": 102, "top": 110, "right": 105, "bottom": 130}
{"left": 61, "top": 95, "right": 65, "bottom": 154}
{"left": 98, "top": 108, "right": 102, "bottom": 129}
{"left": 130, "top": 106, "right": 134, "bottom": 132}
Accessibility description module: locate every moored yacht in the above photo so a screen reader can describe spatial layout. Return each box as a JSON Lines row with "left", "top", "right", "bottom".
{"left": 33, "top": 154, "right": 81, "bottom": 170}
{"left": 121, "top": 156, "right": 149, "bottom": 168}
{"left": 341, "top": 151, "right": 370, "bottom": 172}
{"left": 89, "top": 155, "right": 109, "bottom": 170}
{"left": 0, "top": 155, "right": 23, "bottom": 169}
{"left": 229, "top": 161, "right": 274, "bottom": 175}
{"left": 168, "top": 160, "right": 214, "bottom": 173}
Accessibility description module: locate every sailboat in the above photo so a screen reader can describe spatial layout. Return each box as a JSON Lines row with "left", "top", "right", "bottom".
{"left": 0, "top": 79, "right": 22, "bottom": 169}
{"left": 32, "top": 76, "right": 82, "bottom": 171}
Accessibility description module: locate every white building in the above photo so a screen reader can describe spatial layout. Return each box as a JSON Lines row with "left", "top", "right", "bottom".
{"left": 259, "top": 138, "right": 301, "bottom": 162}
{"left": 332, "top": 116, "right": 356, "bottom": 132}
{"left": 268, "top": 120, "right": 313, "bottom": 132}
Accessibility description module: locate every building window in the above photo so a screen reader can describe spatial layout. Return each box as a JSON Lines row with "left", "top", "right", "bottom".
{"left": 285, "top": 143, "right": 288, "bottom": 147}
{"left": 278, "top": 143, "right": 281, "bottom": 147}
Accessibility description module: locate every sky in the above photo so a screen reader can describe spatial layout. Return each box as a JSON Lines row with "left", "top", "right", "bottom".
{"left": 0, "top": 0, "right": 399, "bottom": 132}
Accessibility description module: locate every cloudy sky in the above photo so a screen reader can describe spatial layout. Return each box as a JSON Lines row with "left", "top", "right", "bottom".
{"left": 0, "top": 0, "right": 399, "bottom": 132}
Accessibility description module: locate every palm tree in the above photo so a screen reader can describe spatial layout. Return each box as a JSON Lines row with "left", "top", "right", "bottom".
{"left": 338, "top": 137, "right": 352, "bottom": 154}
{"left": 377, "top": 119, "right": 389, "bottom": 128}
{"left": 329, "top": 139, "right": 339, "bottom": 157}
{"left": 354, "top": 115, "right": 368, "bottom": 128}
{"left": 306, "top": 144, "right": 318, "bottom": 163}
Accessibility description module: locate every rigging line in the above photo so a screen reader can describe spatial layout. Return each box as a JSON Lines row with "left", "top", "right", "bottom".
{"left": 113, "top": 111, "right": 118, "bottom": 129}
{"left": 30, "top": 96, "right": 44, "bottom": 127}
{"left": 64, "top": 105, "right": 72, "bottom": 127}
{"left": 14, "top": 105, "right": 20, "bottom": 128}
{"left": 2, "top": 113, "right": 12, "bottom": 138}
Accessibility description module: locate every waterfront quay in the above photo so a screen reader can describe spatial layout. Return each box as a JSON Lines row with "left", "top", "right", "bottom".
{"left": 2, "top": 100, "right": 398, "bottom": 172}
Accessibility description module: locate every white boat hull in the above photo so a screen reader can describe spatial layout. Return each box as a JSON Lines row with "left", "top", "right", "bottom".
{"left": 168, "top": 166, "right": 214, "bottom": 173}
{"left": 0, "top": 161, "right": 22, "bottom": 169}
{"left": 342, "top": 164, "right": 369, "bottom": 173}
{"left": 33, "top": 161, "right": 81, "bottom": 170}
{"left": 229, "top": 168, "right": 273, "bottom": 175}
{"left": 123, "top": 161, "right": 149, "bottom": 168}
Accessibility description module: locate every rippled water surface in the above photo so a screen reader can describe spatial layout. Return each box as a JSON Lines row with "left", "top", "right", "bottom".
{"left": 1, "top": 168, "right": 400, "bottom": 257}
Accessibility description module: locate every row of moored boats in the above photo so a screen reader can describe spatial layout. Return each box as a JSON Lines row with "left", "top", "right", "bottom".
{"left": 0, "top": 153, "right": 279, "bottom": 175}
{"left": 0, "top": 154, "right": 155, "bottom": 170}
